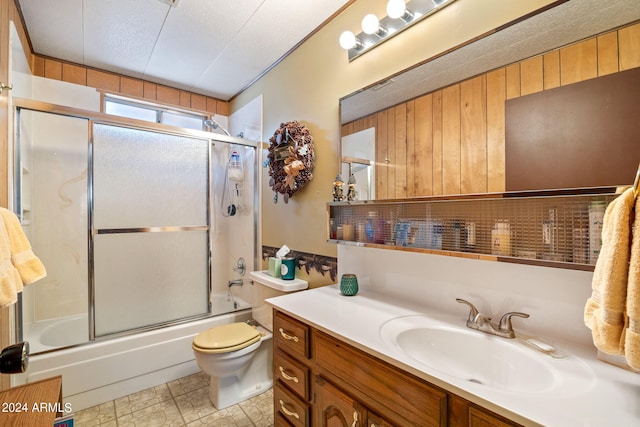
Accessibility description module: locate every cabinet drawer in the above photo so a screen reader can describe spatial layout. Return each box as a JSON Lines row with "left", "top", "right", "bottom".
{"left": 314, "top": 329, "right": 447, "bottom": 427}
{"left": 274, "top": 381, "right": 310, "bottom": 427}
{"left": 274, "top": 311, "right": 310, "bottom": 359}
{"left": 274, "top": 348, "right": 310, "bottom": 400}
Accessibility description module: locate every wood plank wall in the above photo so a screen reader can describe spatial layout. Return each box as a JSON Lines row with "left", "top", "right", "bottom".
{"left": 33, "top": 55, "right": 230, "bottom": 116}
{"left": 342, "top": 22, "right": 640, "bottom": 199}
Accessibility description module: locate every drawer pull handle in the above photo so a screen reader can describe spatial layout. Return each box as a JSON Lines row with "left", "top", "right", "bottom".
{"left": 279, "top": 399, "right": 300, "bottom": 419}
{"left": 352, "top": 411, "right": 359, "bottom": 427}
{"left": 279, "top": 328, "right": 299, "bottom": 342}
{"left": 279, "top": 366, "right": 299, "bottom": 383}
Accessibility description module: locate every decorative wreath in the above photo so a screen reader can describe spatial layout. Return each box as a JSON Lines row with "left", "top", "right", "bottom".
{"left": 267, "top": 121, "right": 315, "bottom": 203}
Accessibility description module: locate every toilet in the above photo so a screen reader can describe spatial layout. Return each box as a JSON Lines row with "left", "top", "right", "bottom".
{"left": 192, "top": 270, "right": 308, "bottom": 409}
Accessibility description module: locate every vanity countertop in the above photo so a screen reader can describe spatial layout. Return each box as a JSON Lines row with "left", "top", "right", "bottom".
{"left": 267, "top": 285, "right": 640, "bottom": 427}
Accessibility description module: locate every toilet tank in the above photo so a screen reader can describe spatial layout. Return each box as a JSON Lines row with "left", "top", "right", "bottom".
{"left": 248, "top": 271, "right": 308, "bottom": 331}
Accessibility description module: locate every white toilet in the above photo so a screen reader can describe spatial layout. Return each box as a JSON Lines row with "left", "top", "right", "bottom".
{"left": 192, "top": 271, "right": 308, "bottom": 409}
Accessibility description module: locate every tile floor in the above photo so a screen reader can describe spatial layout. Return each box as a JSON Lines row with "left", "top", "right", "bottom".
{"left": 73, "top": 372, "right": 274, "bottom": 426}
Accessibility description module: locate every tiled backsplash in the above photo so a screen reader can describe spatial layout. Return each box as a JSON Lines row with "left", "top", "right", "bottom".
{"left": 329, "top": 188, "right": 619, "bottom": 270}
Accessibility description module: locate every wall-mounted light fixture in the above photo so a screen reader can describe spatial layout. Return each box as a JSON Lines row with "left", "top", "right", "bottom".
{"left": 339, "top": 0, "right": 457, "bottom": 61}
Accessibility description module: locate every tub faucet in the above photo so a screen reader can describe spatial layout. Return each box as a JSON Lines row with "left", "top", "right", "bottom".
{"left": 456, "top": 298, "right": 529, "bottom": 339}
{"left": 228, "top": 279, "right": 243, "bottom": 288}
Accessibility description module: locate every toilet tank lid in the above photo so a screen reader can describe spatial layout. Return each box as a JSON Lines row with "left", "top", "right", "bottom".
{"left": 249, "top": 270, "right": 308, "bottom": 292}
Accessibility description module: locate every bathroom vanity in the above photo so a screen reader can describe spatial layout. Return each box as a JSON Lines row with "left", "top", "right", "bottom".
{"left": 267, "top": 285, "right": 640, "bottom": 426}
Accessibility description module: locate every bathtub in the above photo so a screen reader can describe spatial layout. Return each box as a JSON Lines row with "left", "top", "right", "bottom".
{"left": 15, "top": 294, "right": 252, "bottom": 412}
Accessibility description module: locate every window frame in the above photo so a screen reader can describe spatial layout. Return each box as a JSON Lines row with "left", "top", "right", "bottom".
{"left": 103, "top": 94, "right": 210, "bottom": 131}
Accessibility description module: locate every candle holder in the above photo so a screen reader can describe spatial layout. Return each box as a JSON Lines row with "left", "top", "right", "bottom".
{"left": 340, "top": 274, "right": 359, "bottom": 296}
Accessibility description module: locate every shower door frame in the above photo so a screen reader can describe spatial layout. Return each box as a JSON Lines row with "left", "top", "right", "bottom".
{"left": 12, "top": 98, "right": 260, "bottom": 347}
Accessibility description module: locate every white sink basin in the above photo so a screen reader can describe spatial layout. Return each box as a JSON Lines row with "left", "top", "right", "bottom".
{"left": 380, "top": 315, "right": 595, "bottom": 395}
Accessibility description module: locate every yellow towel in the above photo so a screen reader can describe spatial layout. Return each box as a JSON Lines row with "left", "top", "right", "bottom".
{"left": 624, "top": 194, "right": 640, "bottom": 370}
{"left": 584, "top": 188, "right": 635, "bottom": 355}
{"left": 0, "top": 208, "right": 46, "bottom": 308}
{"left": 0, "top": 217, "right": 22, "bottom": 307}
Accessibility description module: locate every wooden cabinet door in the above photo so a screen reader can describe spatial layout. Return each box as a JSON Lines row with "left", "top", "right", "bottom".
{"left": 469, "top": 406, "right": 520, "bottom": 427}
{"left": 367, "top": 412, "right": 395, "bottom": 427}
{"left": 314, "top": 376, "right": 364, "bottom": 427}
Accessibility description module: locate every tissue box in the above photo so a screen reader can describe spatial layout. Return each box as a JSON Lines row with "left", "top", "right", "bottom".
{"left": 268, "top": 257, "right": 281, "bottom": 278}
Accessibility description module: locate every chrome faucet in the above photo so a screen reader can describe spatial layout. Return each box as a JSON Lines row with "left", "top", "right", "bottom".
{"left": 228, "top": 279, "right": 243, "bottom": 288}
{"left": 456, "top": 298, "right": 529, "bottom": 339}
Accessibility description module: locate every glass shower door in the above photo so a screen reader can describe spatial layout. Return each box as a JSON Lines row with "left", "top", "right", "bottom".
{"left": 91, "top": 123, "right": 210, "bottom": 337}
{"left": 15, "top": 109, "right": 90, "bottom": 352}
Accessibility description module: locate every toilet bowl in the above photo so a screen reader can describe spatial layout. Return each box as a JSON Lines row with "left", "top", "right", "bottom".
{"left": 192, "top": 271, "right": 308, "bottom": 409}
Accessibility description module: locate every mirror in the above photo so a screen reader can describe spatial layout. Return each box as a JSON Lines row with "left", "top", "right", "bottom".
{"left": 339, "top": 0, "right": 638, "bottom": 125}
{"left": 341, "top": 128, "right": 375, "bottom": 200}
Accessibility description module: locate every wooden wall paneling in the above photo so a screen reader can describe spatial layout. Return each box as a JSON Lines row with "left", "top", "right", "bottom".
{"left": 120, "top": 77, "right": 144, "bottom": 98}
{"left": 460, "top": 75, "right": 487, "bottom": 194}
{"left": 414, "top": 93, "right": 433, "bottom": 197}
{"left": 376, "top": 109, "right": 388, "bottom": 199}
{"left": 619, "top": 22, "right": 640, "bottom": 71}
{"left": 364, "top": 113, "right": 377, "bottom": 132}
{"left": 406, "top": 100, "right": 416, "bottom": 197}
{"left": 62, "top": 62, "right": 86, "bottom": 86}
{"left": 559, "top": 38, "right": 597, "bottom": 85}
{"left": 349, "top": 118, "right": 364, "bottom": 135}
{"left": 44, "top": 58, "right": 62, "bottom": 80}
{"left": 442, "top": 84, "right": 461, "bottom": 195}
{"left": 505, "top": 63, "right": 520, "bottom": 99}
{"left": 157, "top": 85, "right": 180, "bottom": 106}
{"left": 206, "top": 97, "right": 218, "bottom": 114}
{"left": 143, "top": 81, "right": 157, "bottom": 100}
{"left": 386, "top": 106, "right": 397, "bottom": 198}
{"left": 191, "top": 93, "right": 207, "bottom": 111}
{"left": 520, "top": 56, "right": 543, "bottom": 96}
{"left": 179, "top": 91, "right": 191, "bottom": 108}
{"left": 394, "top": 103, "right": 407, "bottom": 198}
{"left": 341, "top": 122, "right": 352, "bottom": 137}
{"left": 33, "top": 55, "right": 44, "bottom": 76}
{"left": 597, "top": 31, "right": 619, "bottom": 76}
{"left": 432, "top": 90, "right": 443, "bottom": 195}
{"left": 217, "top": 100, "right": 230, "bottom": 116}
{"left": 486, "top": 68, "right": 506, "bottom": 193}
{"left": 543, "top": 50, "right": 561, "bottom": 90}
{"left": 87, "top": 69, "right": 119, "bottom": 92}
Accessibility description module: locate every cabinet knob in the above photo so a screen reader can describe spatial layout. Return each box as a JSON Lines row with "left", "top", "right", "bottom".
{"left": 279, "top": 366, "right": 299, "bottom": 383}
{"left": 279, "top": 399, "right": 300, "bottom": 419}
{"left": 384, "top": 157, "right": 391, "bottom": 164}
{"left": 278, "top": 328, "right": 299, "bottom": 342}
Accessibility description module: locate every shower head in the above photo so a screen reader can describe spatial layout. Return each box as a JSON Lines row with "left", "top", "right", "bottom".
{"left": 204, "top": 119, "right": 231, "bottom": 136}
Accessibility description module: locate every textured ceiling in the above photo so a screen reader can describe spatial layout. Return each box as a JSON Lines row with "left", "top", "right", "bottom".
{"left": 341, "top": 0, "right": 640, "bottom": 124}
{"left": 17, "top": 0, "right": 351, "bottom": 101}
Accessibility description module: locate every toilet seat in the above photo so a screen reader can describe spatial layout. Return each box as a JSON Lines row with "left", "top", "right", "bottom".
{"left": 192, "top": 322, "right": 261, "bottom": 354}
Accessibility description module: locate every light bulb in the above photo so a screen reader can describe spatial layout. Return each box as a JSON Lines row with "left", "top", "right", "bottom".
{"left": 386, "top": 0, "right": 406, "bottom": 19}
{"left": 361, "top": 14, "right": 380, "bottom": 35}
{"left": 339, "top": 31, "right": 357, "bottom": 50}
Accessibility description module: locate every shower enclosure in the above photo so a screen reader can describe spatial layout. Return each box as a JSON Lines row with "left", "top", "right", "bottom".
{"left": 14, "top": 102, "right": 258, "bottom": 354}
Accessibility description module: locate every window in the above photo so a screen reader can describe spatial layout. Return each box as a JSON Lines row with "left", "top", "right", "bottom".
{"left": 104, "top": 95, "right": 208, "bottom": 131}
